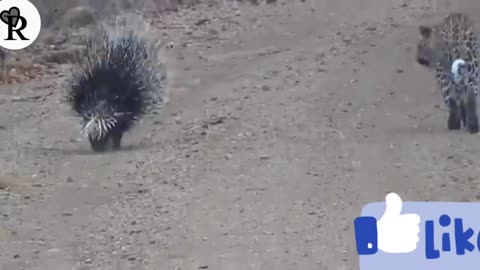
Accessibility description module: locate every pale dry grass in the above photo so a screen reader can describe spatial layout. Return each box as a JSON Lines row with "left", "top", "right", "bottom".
{"left": 31, "top": 0, "right": 269, "bottom": 28}
{"left": 31, "top": 0, "right": 203, "bottom": 28}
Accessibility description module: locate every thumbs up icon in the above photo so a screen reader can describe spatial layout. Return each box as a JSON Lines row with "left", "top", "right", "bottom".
{"left": 354, "top": 193, "right": 421, "bottom": 255}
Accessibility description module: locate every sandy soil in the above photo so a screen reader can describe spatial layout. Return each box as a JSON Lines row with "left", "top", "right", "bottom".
{"left": 2, "top": 0, "right": 480, "bottom": 269}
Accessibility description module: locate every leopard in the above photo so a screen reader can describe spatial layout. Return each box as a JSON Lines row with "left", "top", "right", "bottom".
{"left": 416, "top": 12, "right": 480, "bottom": 134}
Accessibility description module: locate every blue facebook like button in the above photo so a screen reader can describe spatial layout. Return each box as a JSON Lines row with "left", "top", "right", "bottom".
{"left": 354, "top": 216, "right": 378, "bottom": 255}
{"left": 354, "top": 193, "right": 480, "bottom": 270}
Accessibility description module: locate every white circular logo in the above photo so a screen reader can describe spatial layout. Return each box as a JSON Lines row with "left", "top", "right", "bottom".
{"left": 0, "top": 0, "right": 41, "bottom": 50}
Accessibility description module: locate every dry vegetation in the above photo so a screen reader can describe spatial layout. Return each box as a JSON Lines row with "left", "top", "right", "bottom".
{"left": 32, "top": 0, "right": 200, "bottom": 26}
{"left": 31, "top": 0, "right": 268, "bottom": 27}
{"left": 2, "top": 0, "right": 197, "bottom": 84}
{"left": 0, "top": 0, "right": 275, "bottom": 85}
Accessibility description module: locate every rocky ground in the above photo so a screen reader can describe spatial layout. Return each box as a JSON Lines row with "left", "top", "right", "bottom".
{"left": 2, "top": 0, "right": 480, "bottom": 269}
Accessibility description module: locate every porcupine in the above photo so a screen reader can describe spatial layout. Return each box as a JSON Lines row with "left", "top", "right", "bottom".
{"left": 67, "top": 21, "right": 168, "bottom": 152}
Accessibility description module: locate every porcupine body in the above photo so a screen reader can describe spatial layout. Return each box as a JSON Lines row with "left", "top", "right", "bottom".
{"left": 67, "top": 24, "right": 167, "bottom": 152}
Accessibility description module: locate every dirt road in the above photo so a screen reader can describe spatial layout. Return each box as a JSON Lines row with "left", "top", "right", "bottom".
{"left": 2, "top": 0, "right": 480, "bottom": 269}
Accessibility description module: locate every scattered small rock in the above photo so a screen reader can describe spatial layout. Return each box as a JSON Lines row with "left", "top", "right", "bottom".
{"left": 42, "top": 47, "right": 83, "bottom": 64}
{"left": 208, "top": 116, "right": 226, "bottom": 125}
{"left": 59, "top": 6, "right": 97, "bottom": 29}
{"left": 137, "top": 188, "right": 149, "bottom": 194}
{"left": 195, "top": 18, "right": 210, "bottom": 26}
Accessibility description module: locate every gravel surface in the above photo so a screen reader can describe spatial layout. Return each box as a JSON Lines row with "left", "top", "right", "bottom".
{"left": 2, "top": 0, "right": 480, "bottom": 269}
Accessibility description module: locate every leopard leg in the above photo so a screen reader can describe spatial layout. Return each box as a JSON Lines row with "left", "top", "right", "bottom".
{"left": 460, "top": 101, "right": 467, "bottom": 126}
{"left": 441, "top": 79, "right": 462, "bottom": 130}
{"left": 447, "top": 97, "right": 462, "bottom": 130}
{"left": 464, "top": 89, "right": 479, "bottom": 133}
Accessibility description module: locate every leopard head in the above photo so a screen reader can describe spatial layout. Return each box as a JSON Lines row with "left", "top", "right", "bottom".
{"left": 416, "top": 25, "right": 438, "bottom": 68}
